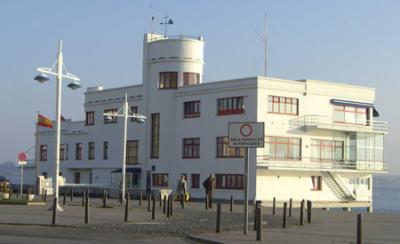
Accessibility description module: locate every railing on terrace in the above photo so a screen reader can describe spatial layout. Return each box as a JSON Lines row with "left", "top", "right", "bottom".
{"left": 256, "top": 157, "right": 387, "bottom": 172}
{"left": 289, "top": 115, "right": 388, "bottom": 133}
{"left": 149, "top": 34, "right": 203, "bottom": 42}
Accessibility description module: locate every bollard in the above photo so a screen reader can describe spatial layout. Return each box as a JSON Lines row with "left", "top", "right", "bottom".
{"left": 63, "top": 190, "right": 66, "bottom": 205}
{"left": 159, "top": 193, "right": 162, "bottom": 207}
{"left": 357, "top": 214, "right": 362, "bottom": 244}
{"left": 82, "top": 190, "right": 86, "bottom": 207}
{"left": 205, "top": 194, "right": 208, "bottom": 210}
{"left": 300, "top": 200, "right": 304, "bottom": 226}
{"left": 124, "top": 194, "right": 130, "bottom": 222}
{"left": 256, "top": 204, "right": 262, "bottom": 241}
{"left": 84, "top": 191, "right": 89, "bottom": 224}
{"left": 167, "top": 196, "right": 171, "bottom": 218}
{"left": 307, "top": 200, "right": 312, "bottom": 223}
{"left": 70, "top": 189, "right": 73, "bottom": 202}
{"left": 216, "top": 203, "right": 221, "bottom": 233}
{"left": 230, "top": 195, "right": 233, "bottom": 212}
{"left": 44, "top": 189, "right": 47, "bottom": 203}
{"left": 41, "top": 187, "right": 44, "bottom": 200}
{"left": 163, "top": 195, "right": 167, "bottom": 214}
{"left": 139, "top": 191, "right": 142, "bottom": 206}
{"left": 282, "top": 202, "right": 287, "bottom": 228}
{"left": 147, "top": 194, "right": 151, "bottom": 212}
{"left": 272, "top": 197, "right": 276, "bottom": 215}
{"left": 289, "top": 198, "right": 293, "bottom": 217}
{"left": 253, "top": 201, "right": 260, "bottom": 231}
{"left": 51, "top": 197, "right": 57, "bottom": 225}
{"left": 152, "top": 195, "right": 156, "bottom": 220}
{"left": 170, "top": 195, "right": 173, "bottom": 216}
{"left": 103, "top": 190, "right": 107, "bottom": 208}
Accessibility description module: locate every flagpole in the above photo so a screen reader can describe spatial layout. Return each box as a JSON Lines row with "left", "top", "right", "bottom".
{"left": 35, "top": 111, "right": 40, "bottom": 194}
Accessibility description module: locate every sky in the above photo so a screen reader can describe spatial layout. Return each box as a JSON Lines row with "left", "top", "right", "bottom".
{"left": 0, "top": 0, "right": 399, "bottom": 173}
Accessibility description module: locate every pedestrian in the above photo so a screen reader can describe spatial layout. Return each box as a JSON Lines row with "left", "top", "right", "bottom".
{"left": 203, "top": 174, "right": 216, "bottom": 209}
{"left": 177, "top": 175, "right": 187, "bottom": 205}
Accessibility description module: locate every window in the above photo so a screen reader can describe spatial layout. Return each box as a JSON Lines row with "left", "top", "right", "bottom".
{"left": 40, "top": 145, "right": 47, "bottom": 161}
{"left": 191, "top": 174, "right": 200, "bottom": 188}
{"left": 311, "top": 139, "right": 343, "bottom": 162}
{"left": 150, "top": 113, "right": 160, "bottom": 158}
{"left": 355, "top": 133, "right": 384, "bottom": 163}
{"left": 74, "top": 172, "right": 81, "bottom": 184}
{"left": 85, "top": 111, "right": 95, "bottom": 125}
{"left": 103, "top": 141, "right": 109, "bottom": 160}
{"left": 60, "top": 144, "right": 65, "bottom": 161}
{"left": 65, "top": 143, "right": 69, "bottom": 160}
{"left": 216, "top": 174, "right": 244, "bottom": 189}
{"left": 159, "top": 72, "right": 178, "bottom": 89}
{"left": 126, "top": 140, "right": 139, "bottom": 164}
{"left": 104, "top": 108, "right": 118, "bottom": 124}
{"left": 183, "top": 72, "right": 200, "bottom": 86}
{"left": 152, "top": 173, "right": 168, "bottom": 187}
{"left": 268, "top": 96, "right": 298, "bottom": 115}
{"left": 183, "top": 138, "right": 200, "bottom": 158}
{"left": 130, "top": 106, "right": 138, "bottom": 122}
{"left": 265, "top": 137, "right": 301, "bottom": 160}
{"left": 75, "top": 143, "right": 82, "bottom": 160}
{"left": 184, "top": 101, "right": 200, "bottom": 118}
{"left": 216, "top": 137, "right": 244, "bottom": 158}
{"left": 217, "top": 96, "right": 245, "bottom": 115}
{"left": 334, "top": 105, "right": 369, "bottom": 125}
{"left": 88, "top": 142, "right": 95, "bottom": 160}
{"left": 311, "top": 176, "right": 322, "bottom": 191}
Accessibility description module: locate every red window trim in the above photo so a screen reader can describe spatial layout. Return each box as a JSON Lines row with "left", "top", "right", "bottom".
{"left": 216, "top": 174, "right": 244, "bottom": 190}
{"left": 217, "top": 97, "right": 245, "bottom": 116}
{"left": 183, "top": 100, "right": 201, "bottom": 118}
{"left": 266, "top": 136, "right": 301, "bottom": 161}
{"left": 216, "top": 136, "right": 244, "bottom": 158}
{"left": 310, "top": 139, "right": 344, "bottom": 162}
{"left": 152, "top": 173, "right": 168, "bottom": 187}
{"left": 182, "top": 138, "right": 200, "bottom": 159}
{"left": 268, "top": 95, "right": 299, "bottom": 115}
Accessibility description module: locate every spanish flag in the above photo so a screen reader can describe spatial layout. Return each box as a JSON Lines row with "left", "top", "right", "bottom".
{"left": 37, "top": 114, "right": 53, "bottom": 128}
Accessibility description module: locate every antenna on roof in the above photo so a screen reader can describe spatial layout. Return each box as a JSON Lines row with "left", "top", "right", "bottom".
{"left": 150, "top": 2, "right": 155, "bottom": 34}
{"left": 255, "top": 13, "right": 268, "bottom": 77}
{"left": 160, "top": 9, "right": 173, "bottom": 37}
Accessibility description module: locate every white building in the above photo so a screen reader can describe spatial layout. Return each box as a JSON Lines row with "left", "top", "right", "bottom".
{"left": 25, "top": 33, "right": 388, "bottom": 207}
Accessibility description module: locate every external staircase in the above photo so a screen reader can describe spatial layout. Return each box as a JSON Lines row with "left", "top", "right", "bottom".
{"left": 323, "top": 172, "right": 355, "bottom": 201}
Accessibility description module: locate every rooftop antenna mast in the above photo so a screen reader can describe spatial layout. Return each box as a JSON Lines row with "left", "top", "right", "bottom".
{"left": 160, "top": 9, "right": 174, "bottom": 37}
{"left": 150, "top": 3, "right": 155, "bottom": 34}
{"left": 255, "top": 14, "right": 268, "bottom": 77}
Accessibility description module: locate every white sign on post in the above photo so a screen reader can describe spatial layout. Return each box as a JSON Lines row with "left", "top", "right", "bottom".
{"left": 228, "top": 122, "right": 265, "bottom": 148}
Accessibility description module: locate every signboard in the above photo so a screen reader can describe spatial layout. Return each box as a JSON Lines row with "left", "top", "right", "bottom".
{"left": 17, "top": 152, "right": 27, "bottom": 165}
{"left": 228, "top": 122, "right": 265, "bottom": 148}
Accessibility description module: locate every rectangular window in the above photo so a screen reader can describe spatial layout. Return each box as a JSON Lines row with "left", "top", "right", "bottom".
{"left": 311, "top": 139, "right": 344, "bottom": 162}
{"left": 268, "top": 96, "right": 298, "bottom": 115}
{"left": 40, "top": 145, "right": 47, "bottom": 161}
{"left": 311, "top": 176, "right": 322, "bottom": 191}
{"left": 130, "top": 106, "right": 138, "bottom": 122}
{"left": 104, "top": 108, "right": 118, "bottom": 124}
{"left": 183, "top": 138, "right": 200, "bottom": 158}
{"left": 85, "top": 111, "right": 95, "bottom": 125}
{"left": 150, "top": 113, "right": 160, "bottom": 158}
{"left": 333, "top": 105, "right": 368, "bottom": 125}
{"left": 60, "top": 144, "right": 65, "bottom": 161}
{"left": 216, "top": 174, "right": 244, "bottom": 189}
{"left": 159, "top": 72, "right": 178, "bottom": 89}
{"left": 217, "top": 96, "right": 245, "bottom": 115}
{"left": 103, "top": 141, "right": 108, "bottom": 160}
{"left": 74, "top": 172, "right": 81, "bottom": 184}
{"left": 265, "top": 137, "right": 301, "bottom": 160}
{"left": 126, "top": 140, "right": 139, "bottom": 164}
{"left": 65, "top": 143, "right": 69, "bottom": 161}
{"left": 216, "top": 137, "right": 244, "bottom": 158}
{"left": 184, "top": 100, "right": 200, "bottom": 118}
{"left": 88, "top": 142, "right": 95, "bottom": 160}
{"left": 152, "top": 173, "right": 168, "bottom": 187}
{"left": 191, "top": 174, "right": 200, "bottom": 188}
{"left": 75, "top": 143, "right": 82, "bottom": 160}
{"left": 183, "top": 72, "right": 200, "bottom": 86}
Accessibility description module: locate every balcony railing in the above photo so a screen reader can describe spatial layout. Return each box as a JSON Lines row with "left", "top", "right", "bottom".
{"left": 289, "top": 115, "right": 388, "bottom": 133}
{"left": 257, "top": 157, "right": 387, "bottom": 172}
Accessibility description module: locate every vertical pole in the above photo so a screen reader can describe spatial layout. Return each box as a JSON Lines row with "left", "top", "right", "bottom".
{"left": 253, "top": 201, "right": 259, "bottom": 231}
{"left": 20, "top": 165, "right": 23, "bottom": 196}
{"left": 124, "top": 193, "right": 130, "bottom": 222}
{"left": 205, "top": 193, "right": 208, "bottom": 210}
{"left": 82, "top": 190, "right": 85, "bottom": 207}
{"left": 282, "top": 202, "right": 287, "bottom": 228}
{"left": 159, "top": 193, "right": 162, "bottom": 207}
{"left": 272, "top": 197, "right": 276, "bottom": 215}
{"left": 216, "top": 203, "right": 221, "bottom": 233}
{"left": 264, "top": 13, "right": 268, "bottom": 77}
{"left": 307, "top": 200, "right": 312, "bottom": 223}
{"left": 230, "top": 195, "right": 233, "bottom": 212}
{"left": 289, "top": 198, "right": 292, "bottom": 217}
{"left": 62, "top": 190, "right": 66, "bottom": 205}
{"left": 147, "top": 194, "right": 151, "bottom": 212}
{"left": 121, "top": 93, "right": 128, "bottom": 203}
{"left": 152, "top": 195, "right": 156, "bottom": 219}
{"left": 300, "top": 200, "right": 304, "bottom": 226}
{"left": 51, "top": 197, "right": 57, "bottom": 225}
{"left": 357, "top": 214, "right": 363, "bottom": 244}
{"left": 34, "top": 113, "right": 40, "bottom": 194}
{"left": 243, "top": 147, "right": 249, "bottom": 234}
{"left": 84, "top": 190, "right": 89, "bottom": 224}
{"left": 256, "top": 204, "right": 262, "bottom": 241}
{"left": 70, "top": 189, "right": 73, "bottom": 202}
{"left": 170, "top": 195, "right": 173, "bottom": 216}
{"left": 163, "top": 195, "right": 167, "bottom": 214}
{"left": 102, "top": 190, "right": 106, "bottom": 207}
{"left": 44, "top": 189, "right": 47, "bottom": 203}
{"left": 167, "top": 196, "right": 170, "bottom": 217}
{"left": 139, "top": 191, "right": 142, "bottom": 206}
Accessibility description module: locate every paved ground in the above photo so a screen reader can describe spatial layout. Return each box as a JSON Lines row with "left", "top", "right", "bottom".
{"left": 0, "top": 196, "right": 399, "bottom": 243}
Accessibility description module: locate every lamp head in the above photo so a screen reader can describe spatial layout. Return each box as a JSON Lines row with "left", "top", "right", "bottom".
{"left": 104, "top": 115, "right": 113, "bottom": 122}
{"left": 34, "top": 73, "right": 49, "bottom": 83}
{"left": 136, "top": 118, "right": 146, "bottom": 124}
{"left": 67, "top": 80, "right": 81, "bottom": 90}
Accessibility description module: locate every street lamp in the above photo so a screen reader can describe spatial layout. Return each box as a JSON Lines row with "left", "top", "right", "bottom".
{"left": 34, "top": 40, "right": 81, "bottom": 211}
{"left": 103, "top": 93, "right": 146, "bottom": 202}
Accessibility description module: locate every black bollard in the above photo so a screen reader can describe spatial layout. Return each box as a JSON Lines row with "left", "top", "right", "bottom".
{"left": 300, "top": 200, "right": 304, "bottom": 226}
{"left": 147, "top": 194, "right": 151, "bottom": 212}
{"left": 163, "top": 195, "right": 167, "bottom": 214}
{"left": 82, "top": 190, "right": 86, "bottom": 207}
{"left": 307, "top": 200, "right": 312, "bottom": 223}
{"left": 44, "top": 189, "right": 47, "bottom": 203}
{"left": 70, "top": 189, "right": 73, "bottom": 202}
{"left": 272, "top": 197, "right": 276, "bottom": 215}
{"left": 216, "top": 203, "right": 221, "bottom": 233}
{"left": 205, "top": 194, "right": 208, "bottom": 210}
{"left": 159, "top": 193, "right": 162, "bottom": 207}
{"left": 289, "top": 198, "right": 293, "bottom": 217}
{"left": 124, "top": 193, "right": 130, "bottom": 222}
{"left": 51, "top": 197, "right": 57, "bottom": 225}
{"left": 152, "top": 195, "right": 156, "bottom": 220}
{"left": 84, "top": 191, "right": 89, "bottom": 224}
{"left": 41, "top": 188, "right": 44, "bottom": 200}
{"left": 139, "top": 191, "right": 142, "bottom": 206}
{"left": 167, "top": 196, "right": 171, "bottom": 218}
{"left": 103, "top": 190, "right": 107, "bottom": 208}
{"left": 170, "top": 195, "right": 173, "bottom": 216}
{"left": 230, "top": 195, "right": 234, "bottom": 212}
{"left": 63, "top": 190, "right": 66, "bottom": 205}
{"left": 282, "top": 202, "right": 287, "bottom": 228}
{"left": 254, "top": 201, "right": 260, "bottom": 231}
{"left": 256, "top": 204, "right": 262, "bottom": 241}
{"left": 357, "top": 214, "right": 362, "bottom": 244}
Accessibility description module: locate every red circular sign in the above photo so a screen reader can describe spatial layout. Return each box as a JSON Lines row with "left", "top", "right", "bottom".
{"left": 240, "top": 124, "right": 253, "bottom": 137}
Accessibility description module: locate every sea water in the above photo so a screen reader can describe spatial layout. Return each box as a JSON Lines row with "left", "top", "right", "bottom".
{"left": 373, "top": 174, "right": 400, "bottom": 213}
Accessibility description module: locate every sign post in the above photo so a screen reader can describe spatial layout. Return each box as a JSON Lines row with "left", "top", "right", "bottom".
{"left": 18, "top": 152, "right": 28, "bottom": 197}
{"left": 229, "top": 122, "right": 264, "bottom": 234}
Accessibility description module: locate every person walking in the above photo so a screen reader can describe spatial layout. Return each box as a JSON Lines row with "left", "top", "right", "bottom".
{"left": 177, "top": 175, "right": 187, "bottom": 206}
{"left": 203, "top": 174, "right": 216, "bottom": 209}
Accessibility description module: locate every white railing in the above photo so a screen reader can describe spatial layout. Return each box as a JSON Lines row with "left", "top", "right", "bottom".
{"left": 289, "top": 115, "right": 388, "bottom": 133}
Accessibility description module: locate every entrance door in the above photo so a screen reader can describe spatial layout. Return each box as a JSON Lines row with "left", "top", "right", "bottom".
{"left": 74, "top": 172, "right": 81, "bottom": 184}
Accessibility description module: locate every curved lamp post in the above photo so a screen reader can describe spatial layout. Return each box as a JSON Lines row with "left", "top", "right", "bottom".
{"left": 34, "top": 40, "right": 81, "bottom": 211}
{"left": 104, "top": 93, "right": 146, "bottom": 202}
